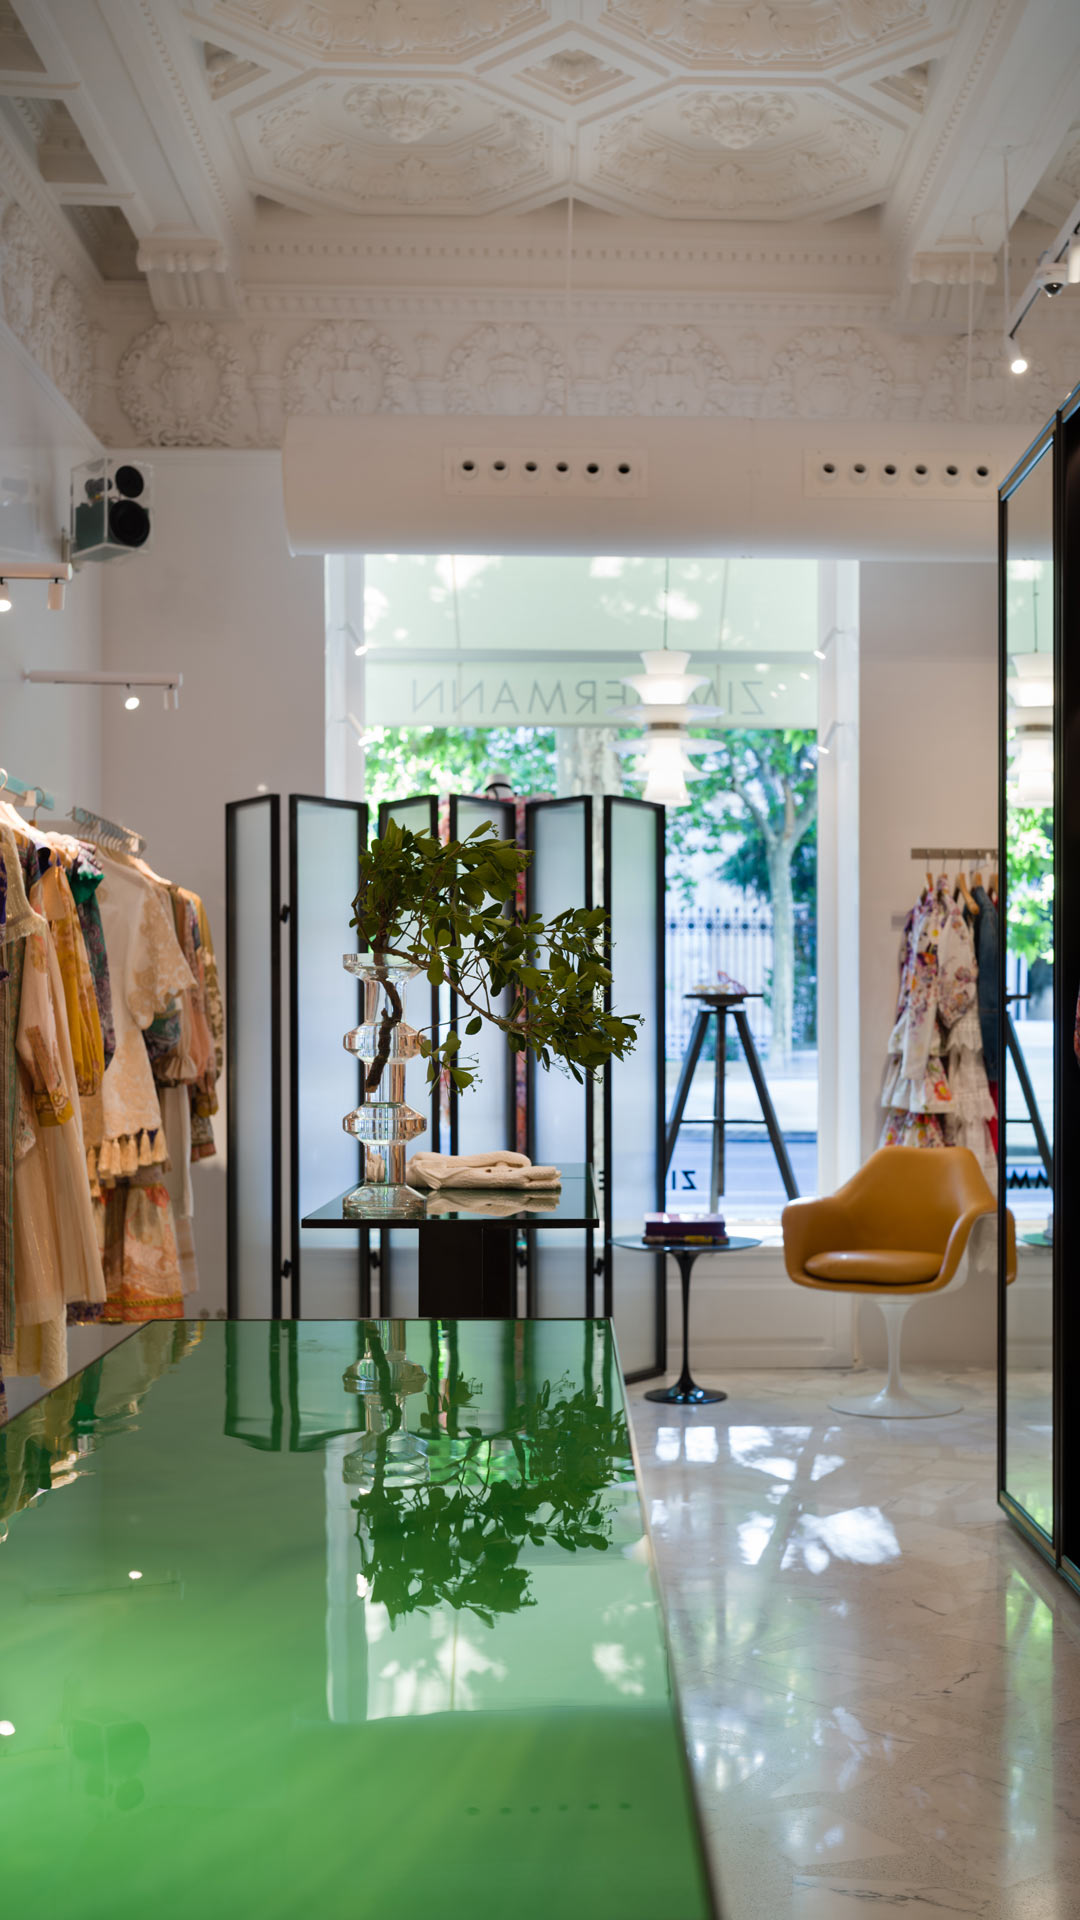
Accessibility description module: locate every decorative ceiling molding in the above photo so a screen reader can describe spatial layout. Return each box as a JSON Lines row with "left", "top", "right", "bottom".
{"left": 241, "top": 85, "right": 553, "bottom": 213}
{"left": 211, "top": 0, "right": 549, "bottom": 59}
{"left": 678, "top": 90, "right": 797, "bottom": 150}
{"left": 601, "top": 0, "right": 933, "bottom": 69}
{"left": 519, "top": 48, "right": 629, "bottom": 104}
{"left": 592, "top": 103, "right": 887, "bottom": 219}
{"left": 0, "top": 119, "right": 101, "bottom": 297}
{"left": 340, "top": 83, "right": 463, "bottom": 144}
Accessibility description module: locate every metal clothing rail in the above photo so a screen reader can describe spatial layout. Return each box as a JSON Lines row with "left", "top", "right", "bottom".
{"left": 70, "top": 803, "right": 146, "bottom": 855}
{"left": 910, "top": 846, "right": 998, "bottom": 861}
{"left": 0, "top": 768, "right": 55, "bottom": 810}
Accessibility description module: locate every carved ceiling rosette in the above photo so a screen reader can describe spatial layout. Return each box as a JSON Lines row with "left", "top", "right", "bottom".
{"left": 765, "top": 326, "right": 894, "bottom": 419}
{"left": 679, "top": 90, "right": 797, "bottom": 149}
{"left": 341, "top": 84, "right": 462, "bottom": 143}
{"left": 117, "top": 321, "right": 246, "bottom": 446}
{"left": 217, "top": 0, "right": 548, "bottom": 58}
{"left": 608, "top": 325, "right": 733, "bottom": 415}
{"left": 603, "top": 0, "right": 929, "bottom": 67}
{"left": 592, "top": 106, "right": 882, "bottom": 217}
{"left": 923, "top": 332, "right": 1054, "bottom": 427}
{"left": 283, "top": 319, "right": 412, "bottom": 414}
{"left": 445, "top": 322, "right": 566, "bottom": 414}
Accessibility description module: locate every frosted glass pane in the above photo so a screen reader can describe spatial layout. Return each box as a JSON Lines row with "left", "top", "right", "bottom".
{"left": 293, "top": 797, "right": 365, "bottom": 1316}
{"left": 452, "top": 797, "right": 515, "bottom": 1155}
{"left": 606, "top": 801, "right": 663, "bottom": 1376}
{"left": 527, "top": 800, "right": 590, "bottom": 1317}
{"left": 379, "top": 798, "right": 437, "bottom": 1300}
{"left": 230, "top": 799, "right": 278, "bottom": 1318}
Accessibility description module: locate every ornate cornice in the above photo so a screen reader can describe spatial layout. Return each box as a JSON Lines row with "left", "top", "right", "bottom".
{"left": 0, "top": 120, "right": 101, "bottom": 300}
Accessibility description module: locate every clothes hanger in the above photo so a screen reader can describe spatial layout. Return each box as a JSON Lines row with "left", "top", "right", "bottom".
{"left": 955, "top": 866, "right": 979, "bottom": 915}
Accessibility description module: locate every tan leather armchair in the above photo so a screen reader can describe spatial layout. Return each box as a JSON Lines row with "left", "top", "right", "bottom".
{"left": 782, "top": 1146, "right": 1015, "bottom": 1418}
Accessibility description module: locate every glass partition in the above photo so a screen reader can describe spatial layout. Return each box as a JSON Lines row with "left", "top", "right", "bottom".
{"left": 226, "top": 796, "right": 281, "bottom": 1317}
{"left": 525, "top": 797, "right": 593, "bottom": 1316}
{"left": 290, "top": 796, "right": 368, "bottom": 1317}
{"left": 376, "top": 796, "right": 440, "bottom": 1313}
{"left": 604, "top": 798, "right": 665, "bottom": 1379}
{"left": 1002, "top": 433, "right": 1055, "bottom": 1541}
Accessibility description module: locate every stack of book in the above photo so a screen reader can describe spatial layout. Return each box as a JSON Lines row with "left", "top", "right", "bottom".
{"left": 643, "top": 1212, "right": 729, "bottom": 1247}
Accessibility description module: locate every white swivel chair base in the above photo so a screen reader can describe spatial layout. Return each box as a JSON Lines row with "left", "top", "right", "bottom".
{"left": 828, "top": 1297, "right": 963, "bottom": 1419}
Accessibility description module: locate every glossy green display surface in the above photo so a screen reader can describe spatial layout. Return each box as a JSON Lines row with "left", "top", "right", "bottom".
{"left": 0, "top": 1320, "right": 715, "bottom": 1920}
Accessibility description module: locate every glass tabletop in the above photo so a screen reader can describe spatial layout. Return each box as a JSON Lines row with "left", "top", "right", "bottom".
{"left": 0, "top": 1318, "right": 716, "bottom": 1920}
{"left": 303, "top": 1162, "right": 600, "bottom": 1229}
{"left": 613, "top": 1235, "right": 762, "bottom": 1254}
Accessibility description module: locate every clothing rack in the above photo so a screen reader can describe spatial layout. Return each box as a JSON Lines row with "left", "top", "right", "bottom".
{"left": 0, "top": 768, "right": 55, "bottom": 810}
{"left": 910, "top": 847, "right": 998, "bottom": 862}
{"left": 69, "top": 803, "right": 146, "bottom": 856}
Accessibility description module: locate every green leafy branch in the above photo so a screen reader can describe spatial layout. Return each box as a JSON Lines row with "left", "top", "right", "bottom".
{"left": 350, "top": 819, "right": 639, "bottom": 1096}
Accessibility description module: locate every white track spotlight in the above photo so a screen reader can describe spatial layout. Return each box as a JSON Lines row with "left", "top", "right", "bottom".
{"left": 47, "top": 578, "right": 66, "bottom": 611}
{"left": 0, "top": 580, "right": 10, "bottom": 613}
{"left": 124, "top": 687, "right": 140, "bottom": 711}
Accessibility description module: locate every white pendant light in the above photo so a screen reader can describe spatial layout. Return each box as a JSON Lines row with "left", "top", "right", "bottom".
{"left": 1007, "top": 650, "right": 1053, "bottom": 807}
{"left": 606, "top": 559, "right": 724, "bottom": 807}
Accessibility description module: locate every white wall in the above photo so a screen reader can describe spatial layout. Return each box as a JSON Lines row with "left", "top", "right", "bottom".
{"left": 101, "top": 452, "right": 326, "bottom": 1311}
{"left": 0, "top": 319, "right": 102, "bottom": 808}
{"left": 857, "top": 558, "right": 999, "bottom": 1367}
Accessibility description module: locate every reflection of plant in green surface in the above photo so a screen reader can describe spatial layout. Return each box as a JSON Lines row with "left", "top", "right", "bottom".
{"left": 352, "top": 1362, "right": 635, "bottom": 1630}
{"left": 1007, "top": 806, "right": 1053, "bottom": 968}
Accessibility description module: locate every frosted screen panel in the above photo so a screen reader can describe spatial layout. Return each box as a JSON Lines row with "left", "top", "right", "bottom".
{"left": 607, "top": 800, "right": 663, "bottom": 1376}
{"left": 230, "top": 799, "right": 277, "bottom": 1318}
{"left": 379, "top": 797, "right": 438, "bottom": 1303}
{"left": 294, "top": 798, "right": 365, "bottom": 1317}
{"left": 452, "top": 797, "right": 515, "bottom": 1156}
{"left": 528, "top": 799, "right": 590, "bottom": 1317}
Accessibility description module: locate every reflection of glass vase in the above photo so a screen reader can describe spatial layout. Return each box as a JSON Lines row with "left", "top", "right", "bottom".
{"left": 341, "top": 961, "right": 427, "bottom": 1219}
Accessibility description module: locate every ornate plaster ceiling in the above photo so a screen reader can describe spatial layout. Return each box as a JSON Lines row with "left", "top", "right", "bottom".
{"left": 198, "top": 0, "right": 948, "bottom": 220}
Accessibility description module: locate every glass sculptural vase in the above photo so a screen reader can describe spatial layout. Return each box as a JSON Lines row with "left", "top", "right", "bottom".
{"left": 341, "top": 959, "right": 427, "bottom": 1219}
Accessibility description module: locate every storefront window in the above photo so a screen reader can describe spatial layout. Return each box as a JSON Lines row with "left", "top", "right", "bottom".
{"left": 333, "top": 554, "right": 820, "bottom": 1219}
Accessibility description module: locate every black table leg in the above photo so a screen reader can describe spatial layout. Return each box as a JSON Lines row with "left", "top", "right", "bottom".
{"left": 417, "top": 1224, "right": 516, "bottom": 1317}
{"left": 645, "top": 1248, "right": 726, "bottom": 1406}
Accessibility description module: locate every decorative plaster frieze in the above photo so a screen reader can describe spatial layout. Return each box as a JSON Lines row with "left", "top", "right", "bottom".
{"left": 607, "top": 324, "right": 732, "bottom": 414}
{"left": 92, "top": 300, "right": 1080, "bottom": 449}
{"left": 282, "top": 317, "right": 412, "bottom": 413}
{"left": 116, "top": 318, "right": 246, "bottom": 445}
{"left": 764, "top": 325, "right": 895, "bottom": 419}
{"left": 923, "top": 329, "right": 1055, "bottom": 426}
{"left": 0, "top": 197, "right": 92, "bottom": 417}
{"left": 445, "top": 321, "right": 567, "bottom": 413}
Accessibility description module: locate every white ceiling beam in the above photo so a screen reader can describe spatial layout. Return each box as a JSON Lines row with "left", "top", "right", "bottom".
{"left": 887, "top": 0, "right": 1080, "bottom": 284}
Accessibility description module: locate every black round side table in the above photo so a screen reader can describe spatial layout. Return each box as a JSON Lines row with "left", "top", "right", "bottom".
{"left": 613, "top": 1234, "right": 761, "bottom": 1406}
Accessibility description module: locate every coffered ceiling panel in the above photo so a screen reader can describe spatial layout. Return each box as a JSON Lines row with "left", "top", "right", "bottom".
{"left": 206, "top": 0, "right": 550, "bottom": 61}
{"left": 582, "top": 88, "right": 904, "bottom": 220}
{"left": 233, "top": 76, "right": 557, "bottom": 214}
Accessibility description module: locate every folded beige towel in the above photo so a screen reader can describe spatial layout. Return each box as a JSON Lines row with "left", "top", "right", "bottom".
{"left": 407, "top": 1150, "right": 561, "bottom": 1191}
{"left": 423, "top": 1188, "right": 561, "bottom": 1218}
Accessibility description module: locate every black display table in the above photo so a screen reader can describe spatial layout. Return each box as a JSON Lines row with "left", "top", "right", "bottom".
{"left": 612, "top": 1233, "right": 761, "bottom": 1406}
{"left": 303, "top": 1164, "right": 599, "bottom": 1318}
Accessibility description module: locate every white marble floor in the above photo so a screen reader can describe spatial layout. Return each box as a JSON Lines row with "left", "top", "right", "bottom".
{"left": 629, "top": 1367, "right": 1080, "bottom": 1920}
